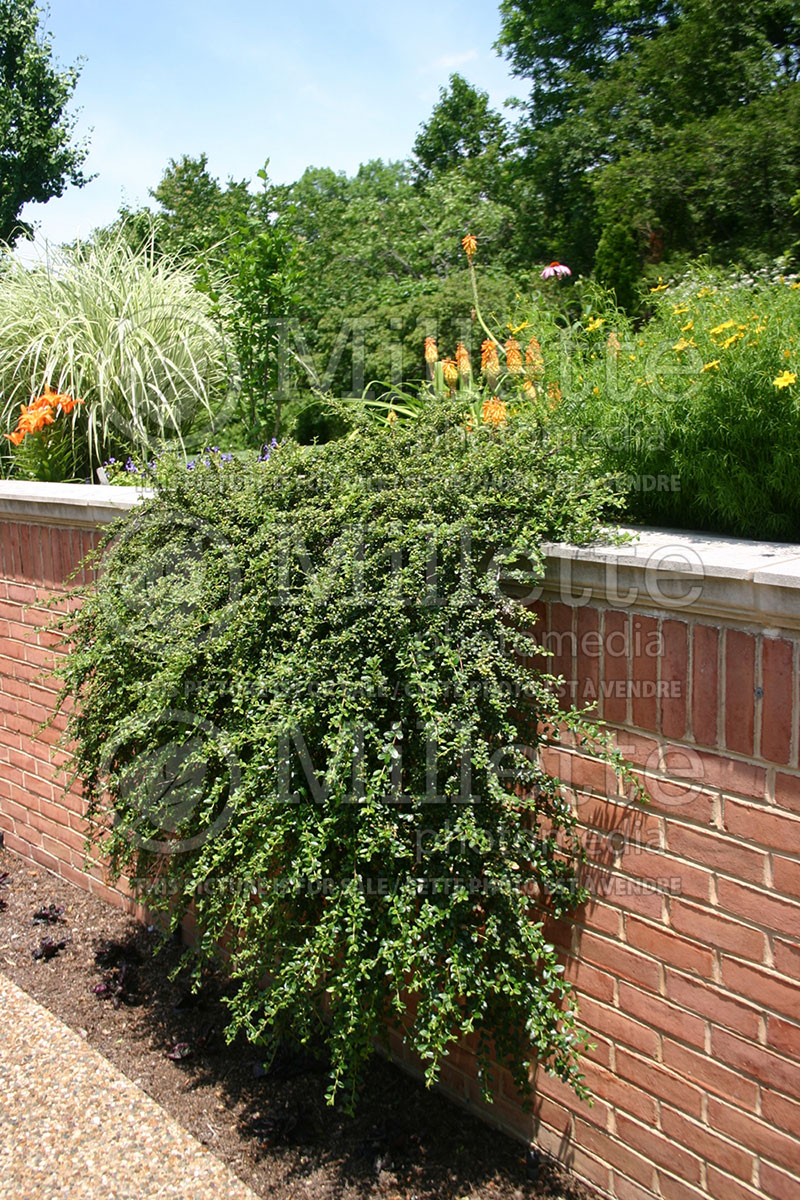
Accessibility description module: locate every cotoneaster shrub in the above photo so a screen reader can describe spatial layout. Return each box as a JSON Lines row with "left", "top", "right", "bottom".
{"left": 59, "top": 398, "right": 636, "bottom": 1109}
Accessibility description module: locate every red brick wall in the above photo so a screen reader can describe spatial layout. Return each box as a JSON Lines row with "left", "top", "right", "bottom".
{"left": 2, "top": 512, "right": 799, "bottom": 1200}
{"left": 0, "top": 519, "right": 137, "bottom": 912}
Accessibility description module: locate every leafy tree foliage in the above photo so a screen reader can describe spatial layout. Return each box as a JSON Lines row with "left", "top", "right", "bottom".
{"left": 148, "top": 153, "right": 253, "bottom": 262}
{"left": 497, "top": 0, "right": 679, "bottom": 125}
{"left": 593, "top": 220, "right": 640, "bottom": 312}
{"left": 0, "top": 0, "right": 89, "bottom": 243}
{"left": 412, "top": 73, "right": 508, "bottom": 184}
{"left": 497, "top": 0, "right": 800, "bottom": 280}
{"left": 595, "top": 83, "right": 800, "bottom": 263}
{"left": 201, "top": 168, "right": 299, "bottom": 444}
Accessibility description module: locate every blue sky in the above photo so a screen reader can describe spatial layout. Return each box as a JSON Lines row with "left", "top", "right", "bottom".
{"left": 21, "top": 1, "right": 522, "bottom": 247}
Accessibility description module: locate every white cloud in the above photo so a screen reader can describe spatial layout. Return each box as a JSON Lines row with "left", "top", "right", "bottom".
{"left": 425, "top": 49, "right": 478, "bottom": 73}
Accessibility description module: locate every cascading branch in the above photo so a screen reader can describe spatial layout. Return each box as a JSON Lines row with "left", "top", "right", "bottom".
{"left": 57, "top": 393, "right": 635, "bottom": 1112}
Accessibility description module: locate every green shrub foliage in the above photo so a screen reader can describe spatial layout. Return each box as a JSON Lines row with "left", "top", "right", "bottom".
{"left": 60, "top": 401, "right": 633, "bottom": 1108}
{"left": 593, "top": 221, "right": 641, "bottom": 315}
{"left": 545, "top": 266, "right": 800, "bottom": 539}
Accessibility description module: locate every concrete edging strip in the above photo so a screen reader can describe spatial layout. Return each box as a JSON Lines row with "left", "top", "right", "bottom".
{"left": 0, "top": 972, "right": 260, "bottom": 1200}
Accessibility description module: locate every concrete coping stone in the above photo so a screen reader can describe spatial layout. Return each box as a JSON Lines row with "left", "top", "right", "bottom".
{"left": 0, "top": 480, "right": 150, "bottom": 527}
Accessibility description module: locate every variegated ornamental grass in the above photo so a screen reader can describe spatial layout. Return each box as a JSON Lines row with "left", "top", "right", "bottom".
{"left": 0, "top": 233, "right": 229, "bottom": 474}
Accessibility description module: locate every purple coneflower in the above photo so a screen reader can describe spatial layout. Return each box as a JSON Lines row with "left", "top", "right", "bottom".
{"left": 541, "top": 261, "right": 571, "bottom": 279}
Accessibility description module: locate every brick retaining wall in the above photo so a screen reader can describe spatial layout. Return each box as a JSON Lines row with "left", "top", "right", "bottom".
{"left": 1, "top": 482, "right": 799, "bottom": 1200}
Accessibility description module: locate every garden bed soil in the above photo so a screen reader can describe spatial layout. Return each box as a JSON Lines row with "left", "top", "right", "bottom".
{"left": 0, "top": 846, "right": 599, "bottom": 1200}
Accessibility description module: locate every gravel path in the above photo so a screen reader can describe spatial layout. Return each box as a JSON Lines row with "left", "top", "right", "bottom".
{"left": 0, "top": 971, "right": 261, "bottom": 1200}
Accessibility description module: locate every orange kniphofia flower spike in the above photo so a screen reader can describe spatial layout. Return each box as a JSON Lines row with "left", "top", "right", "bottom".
{"left": 455, "top": 342, "right": 471, "bottom": 379}
{"left": 547, "top": 381, "right": 562, "bottom": 407}
{"left": 441, "top": 358, "right": 459, "bottom": 389}
{"left": 424, "top": 336, "right": 438, "bottom": 364}
{"left": 482, "top": 397, "right": 508, "bottom": 427}
{"left": 480, "top": 338, "right": 500, "bottom": 375}
{"left": 505, "top": 338, "right": 523, "bottom": 374}
{"left": 461, "top": 234, "right": 477, "bottom": 263}
{"left": 525, "top": 337, "right": 544, "bottom": 379}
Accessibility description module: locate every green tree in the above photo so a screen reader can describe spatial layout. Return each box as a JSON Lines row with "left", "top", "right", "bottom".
{"left": 497, "top": 0, "right": 679, "bottom": 125}
{"left": 0, "top": 0, "right": 89, "bottom": 244}
{"left": 593, "top": 219, "right": 640, "bottom": 312}
{"left": 594, "top": 83, "right": 800, "bottom": 263}
{"left": 207, "top": 167, "right": 298, "bottom": 445}
{"left": 149, "top": 153, "right": 252, "bottom": 262}
{"left": 497, "top": 0, "right": 800, "bottom": 273}
{"left": 412, "top": 73, "right": 508, "bottom": 184}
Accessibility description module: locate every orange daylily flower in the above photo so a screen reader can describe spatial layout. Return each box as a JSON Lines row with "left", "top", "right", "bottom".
{"left": 18, "top": 404, "right": 55, "bottom": 433}
{"left": 4, "top": 387, "right": 82, "bottom": 446}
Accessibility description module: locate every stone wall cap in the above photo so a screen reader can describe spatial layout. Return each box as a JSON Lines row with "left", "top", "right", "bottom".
{"left": 3, "top": 485, "right": 800, "bottom": 619}
{"left": 0, "top": 480, "right": 151, "bottom": 526}
{"left": 543, "top": 526, "right": 800, "bottom": 585}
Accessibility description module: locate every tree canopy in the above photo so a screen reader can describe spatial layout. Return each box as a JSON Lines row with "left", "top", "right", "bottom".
{"left": 496, "top": 0, "right": 800, "bottom": 275}
{"left": 0, "top": 0, "right": 89, "bottom": 244}
{"left": 412, "top": 73, "right": 508, "bottom": 184}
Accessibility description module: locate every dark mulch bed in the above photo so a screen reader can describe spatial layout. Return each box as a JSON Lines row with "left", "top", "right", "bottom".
{"left": 0, "top": 846, "right": 599, "bottom": 1200}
